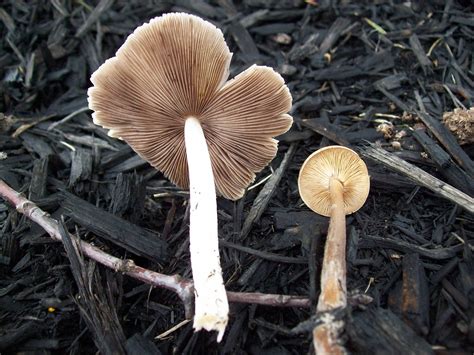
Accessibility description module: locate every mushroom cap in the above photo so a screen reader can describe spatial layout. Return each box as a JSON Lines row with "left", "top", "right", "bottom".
{"left": 298, "top": 146, "right": 370, "bottom": 217}
{"left": 88, "top": 13, "right": 293, "bottom": 200}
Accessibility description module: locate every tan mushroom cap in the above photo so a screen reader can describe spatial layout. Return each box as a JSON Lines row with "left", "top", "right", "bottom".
{"left": 298, "top": 146, "right": 370, "bottom": 217}
{"left": 88, "top": 13, "right": 293, "bottom": 200}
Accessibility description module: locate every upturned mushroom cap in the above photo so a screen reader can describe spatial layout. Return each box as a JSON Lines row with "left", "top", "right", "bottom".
{"left": 88, "top": 13, "right": 292, "bottom": 200}
{"left": 298, "top": 146, "right": 370, "bottom": 217}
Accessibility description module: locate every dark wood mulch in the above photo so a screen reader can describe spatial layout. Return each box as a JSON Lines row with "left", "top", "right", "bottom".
{"left": 1, "top": 0, "right": 473, "bottom": 353}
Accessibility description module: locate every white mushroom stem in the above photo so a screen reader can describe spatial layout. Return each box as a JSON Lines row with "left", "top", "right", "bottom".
{"left": 184, "top": 116, "right": 228, "bottom": 342}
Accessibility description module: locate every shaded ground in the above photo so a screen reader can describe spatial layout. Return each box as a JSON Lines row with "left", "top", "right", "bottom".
{"left": 1, "top": 0, "right": 473, "bottom": 354}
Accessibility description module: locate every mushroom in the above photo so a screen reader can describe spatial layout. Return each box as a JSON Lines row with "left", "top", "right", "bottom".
{"left": 87, "top": 13, "right": 292, "bottom": 341}
{"left": 298, "top": 146, "right": 369, "bottom": 354}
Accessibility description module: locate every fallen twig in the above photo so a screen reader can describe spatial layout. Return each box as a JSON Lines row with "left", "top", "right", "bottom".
{"left": 0, "top": 180, "right": 310, "bottom": 320}
{"left": 360, "top": 145, "right": 474, "bottom": 213}
{"left": 0, "top": 180, "right": 195, "bottom": 316}
{"left": 227, "top": 291, "right": 310, "bottom": 308}
{"left": 240, "top": 143, "right": 297, "bottom": 239}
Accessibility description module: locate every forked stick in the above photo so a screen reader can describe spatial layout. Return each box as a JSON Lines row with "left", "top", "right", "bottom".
{"left": 0, "top": 180, "right": 310, "bottom": 322}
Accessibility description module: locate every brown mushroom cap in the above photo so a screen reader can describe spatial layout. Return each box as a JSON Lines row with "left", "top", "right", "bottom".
{"left": 88, "top": 13, "right": 292, "bottom": 200}
{"left": 298, "top": 146, "right": 370, "bottom": 217}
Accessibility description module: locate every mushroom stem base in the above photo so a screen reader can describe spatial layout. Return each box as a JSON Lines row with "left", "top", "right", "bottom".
{"left": 184, "top": 117, "right": 228, "bottom": 342}
{"left": 313, "top": 315, "right": 346, "bottom": 355}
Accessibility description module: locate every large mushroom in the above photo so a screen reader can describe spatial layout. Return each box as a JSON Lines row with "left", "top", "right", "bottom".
{"left": 298, "top": 146, "right": 369, "bottom": 354}
{"left": 88, "top": 13, "right": 292, "bottom": 341}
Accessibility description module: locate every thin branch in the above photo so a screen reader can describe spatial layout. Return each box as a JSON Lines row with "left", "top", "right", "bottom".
{"left": 227, "top": 291, "right": 310, "bottom": 308}
{"left": 0, "top": 180, "right": 195, "bottom": 316}
{"left": 0, "top": 180, "right": 310, "bottom": 319}
{"left": 360, "top": 145, "right": 474, "bottom": 213}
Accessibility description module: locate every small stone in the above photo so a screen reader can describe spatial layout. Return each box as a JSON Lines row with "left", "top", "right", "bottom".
{"left": 271, "top": 33, "right": 292, "bottom": 45}
{"left": 277, "top": 64, "right": 297, "bottom": 76}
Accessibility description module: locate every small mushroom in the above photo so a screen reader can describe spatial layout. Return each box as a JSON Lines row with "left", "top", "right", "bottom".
{"left": 298, "top": 146, "right": 369, "bottom": 354}
{"left": 88, "top": 13, "right": 292, "bottom": 341}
